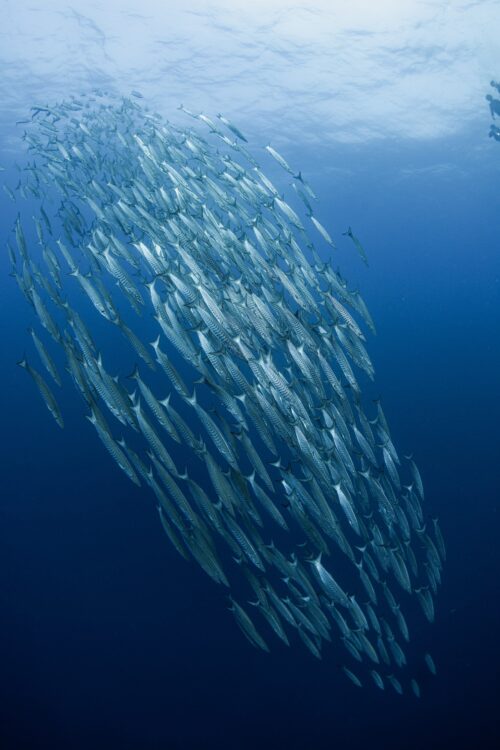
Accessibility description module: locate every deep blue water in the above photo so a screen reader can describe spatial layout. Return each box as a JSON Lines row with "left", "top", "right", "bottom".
{"left": 1, "top": 6, "right": 500, "bottom": 748}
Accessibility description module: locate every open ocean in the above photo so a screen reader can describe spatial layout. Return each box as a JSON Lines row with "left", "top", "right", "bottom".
{"left": 1, "top": 2, "right": 499, "bottom": 748}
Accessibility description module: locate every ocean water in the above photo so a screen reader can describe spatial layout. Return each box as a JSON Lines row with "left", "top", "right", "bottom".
{"left": 1, "top": 2, "right": 499, "bottom": 749}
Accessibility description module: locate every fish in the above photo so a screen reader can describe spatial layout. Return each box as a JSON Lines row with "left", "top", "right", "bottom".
{"left": 342, "top": 666, "right": 362, "bottom": 687}
{"left": 17, "top": 357, "right": 64, "bottom": 428}
{"left": 424, "top": 652, "right": 437, "bottom": 675}
{"left": 371, "top": 670, "right": 384, "bottom": 690}
{"left": 342, "top": 226, "right": 368, "bottom": 265}
{"left": 265, "top": 145, "right": 296, "bottom": 175}
{"left": 310, "top": 216, "right": 335, "bottom": 247}
{"left": 410, "top": 678, "right": 421, "bottom": 698}
{"left": 28, "top": 326, "right": 61, "bottom": 386}
{"left": 5, "top": 90, "right": 443, "bottom": 690}
{"left": 310, "top": 553, "right": 349, "bottom": 607}
{"left": 87, "top": 406, "right": 140, "bottom": 486}
{"left": 217, "top": 113, "right": 248, "bottom": 142}
{"left": 387, "top": 674, "right": 403, "bottom": 695}
{"left": 229, "top": 598, "right": 269, "bottom": 652}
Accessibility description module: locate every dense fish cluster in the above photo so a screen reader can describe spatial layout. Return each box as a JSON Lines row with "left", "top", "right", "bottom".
{"left": 6, "top": 91, "right": 445, "bottom": 695}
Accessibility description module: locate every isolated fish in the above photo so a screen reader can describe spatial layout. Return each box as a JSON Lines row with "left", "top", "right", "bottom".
{"left": 424, "top": 652, "right": 437, "bottom": 675}
{"left": 342, "top": 666, "right": 363, "bottom": 687}
{"left": 265, "top": 144, "right": 296, "bottom": 175}
{"left": 342, "top": 226, "right": 368, "bottom": 265}
{"left": 17, "top": 357, "right": 64, "bottom": 428}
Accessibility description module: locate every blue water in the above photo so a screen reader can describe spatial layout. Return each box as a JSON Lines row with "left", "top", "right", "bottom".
{"left": 1, "top": 3, "right": 500, "bottom": 748}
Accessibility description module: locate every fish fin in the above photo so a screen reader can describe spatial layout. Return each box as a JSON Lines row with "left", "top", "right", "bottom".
{"left": 126, "top": 363, "right": 140, "bottom": 380}
{"left": 184, "top": 389, "right": 197, "bottom": 407}
{"left": 86, "top": 409, "right": 97, "bottom": 425}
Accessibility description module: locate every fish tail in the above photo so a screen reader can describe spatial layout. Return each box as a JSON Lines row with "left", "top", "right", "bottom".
{"left": 126, "top": 363, "right": 140, "bottom": 380}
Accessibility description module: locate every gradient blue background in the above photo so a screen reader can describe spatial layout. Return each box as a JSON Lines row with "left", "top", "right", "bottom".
{"left": 1, "top": 2, "right": 499, "bottom": 748}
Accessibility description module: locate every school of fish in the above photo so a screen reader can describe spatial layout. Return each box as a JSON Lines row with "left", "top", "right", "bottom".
{"left": 6, "top": 91, "right": 445, "bottom": 695}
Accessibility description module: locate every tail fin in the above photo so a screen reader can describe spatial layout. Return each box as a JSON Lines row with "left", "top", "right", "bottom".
{"left": 126, "top": 363, "right": 140, "bottom": 380}
{"left": 185, "top": 389, "right": 197, "bottom": 407}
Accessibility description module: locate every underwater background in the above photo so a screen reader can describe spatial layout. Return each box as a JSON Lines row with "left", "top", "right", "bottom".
{"left": 1, "top": 2, "right": 499, "bottom": 748}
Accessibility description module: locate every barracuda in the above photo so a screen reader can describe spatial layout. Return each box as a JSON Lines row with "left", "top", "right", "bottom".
{"left": 6, "top": 90, "right": 443, "bottom": 695}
